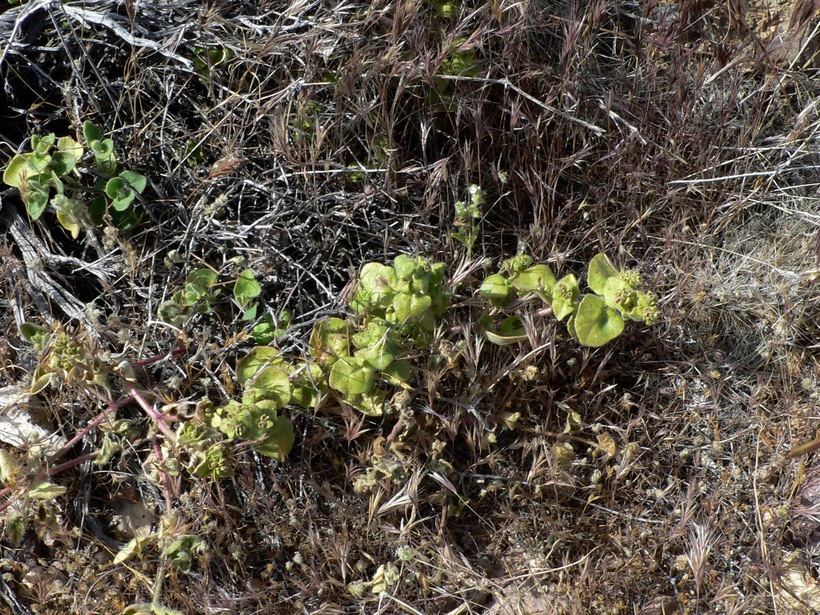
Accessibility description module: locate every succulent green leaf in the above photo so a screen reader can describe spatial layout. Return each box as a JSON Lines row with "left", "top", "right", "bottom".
{"left": 82, "top": 121, "right": 102, "bottom": 144}
{"left": 251, "top": 312, "right": 289, "bottom": 345}
{"left": 310, "top": 317, "right": 351, "bottom": 364}
{"left": 31, "top": 134, "right": 55, "bottom": 154}
{"left": 479, "top": 274, "right": 511, "bottom": 306}
{"left": 51, "top": 152, "right": 75, "bottom": 177}
{"left": 551, "top": 274, "right": 579, "bottom": 321}
{"left": 625, "top": 291, "right": 660, "bottom": 324}
{"left": 246, "top": 365, "right": 291, "bottom": 410}
{"left": 603, "top": 276, "right": 638, "bottom": 314}
{"left": 242, "top": 304, "right": 259, "bottom": 322}
{"left": 162, "top": 534, "right": 204, "bottom": 574}
{"left": 587, "top": 253, "right": 619, "bottom": 295}
{"left": 234, "top": 269, "right": 262, "bottom": 306}
{"left": 85, "top": 126, "right": 116, "bottom": 173}
{"left": 392, "top": 254, "right": 417, "bottom": 280}
{"left": 512, "top": 264, "right": 557, "bottom": 299}
{"left": 4, "top": 154, "right": 40, "bottom": 189}
{"left": 381, "top": 359, "right": 412, "bottom": 385}
{"left": 254, "top": 415, "right": 295, "bottom": 459}
{"left": 25, "top": 179, "right": 51, "bottom": 220}
{"left": 480, "top": 314, "right": 528, "bottom": 346}
{"left": 190, "top": 442, "right": 233, "bottom": 479}
{"left": 89, "top": 194, "right": 106, "bottom": 225}
{"left": 354, "top": 262, "right": 397, "bottom": 312}
{"left": 329, "top": 356, "right": 375, "bottom": 396}
{"left": 573, "top": 294, "right": 624, "bottom": 347}
{"left": 501, "top": 253, "right": 533, "bottom": 275}
{"left": 20, "top": 322, "right": 50, "bottom": 346}
{"left": 52, "top": 194, "right": 84, "bottom": 238}
{"left": 236, "top": 346, "right": 283, "bottom": 383}
{"left": 186, "top": 268, "right": 218, "bottom": 293}
{"left": 119, "top": 170, "right": 147, "bottom": 193}
{"left": 352, "top": 321, "right": 401, "bottom": 370}
{"left": 392, "top": 292, "right": 432, "bottom": 325}
{"left": 566, "top": 313, "right": 579, "bottom": 344}
{"left": 57, "top": 135, "right": 83, "bottom": 158}
{"left": 105, "top": 176, "right": 136, "bottom": 211}
{"left": 289, "top": 362, "right": 326, "bottom": 408}
{"left": 30, "top": 370, "right": 53, "bottom": 394}
{"left": 349, "top": 390, "right": 387, "bottom": 416}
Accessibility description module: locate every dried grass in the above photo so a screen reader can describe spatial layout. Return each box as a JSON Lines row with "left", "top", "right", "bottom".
{"left": 0, "top": 0, "right": 819, "bottom": 613}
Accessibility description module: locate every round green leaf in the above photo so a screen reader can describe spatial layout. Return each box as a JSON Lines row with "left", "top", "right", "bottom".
{"left": 186, "top": 268, "right": 218, "bottom": 292}
{"left": 247, "top": 365, "right": 291, "bottom": 410}
{"left": 3, "top": 154, "right": 47, "bottom": 188}
{"left": 480, "top": 314, "right": 528, "bottom": 346}
{"left": 350, "top": 390, "right": 387, "bottom": 416}
{"left": 392, "top": 292, "right": 432, "bottom": 325}
{"left": 290, "top": 362, "right": 326, "bottom": 408}
{"left": 310, "top": 318, "right": 351, "bottom": 364}
{"left": 552, "top": 274, "right": 579, "bottom": 321}
{"left": 479, "top": 274, "right": 511, "bottom": 304}
{"left": 603, "top": 276, "right": 638, "bottom": 314}
{"left": 392, "top": 254, "right": 417, "bottom": 280}
{"left": 355, "top": 262, "right": 397, "bottom": 311}
{"left": 25, "top": 180, "right": 51, "bottom": 220}
{"left": 512, "top": 264, "right": 557, "bottom": 297}
{"left": 119, "top": 170, "right": 147, "bottom": 194}
{"left": 573, "top": 294, "right": 625, "bottom": 347}
{"left": 587, "top": 253, "right": 619, "bottom": 295}
{"left": 236, "top": 346, "right": 282, "bottom": 383}
{"left": 255, "top": 415, "right": 295, "bottom": 459}
{"left": 329, "top": 357, "right": 375, "bottom": 396}
{"left": 234, "top": 269, "right": 262, "bottom": 305}
{"left": 105, "top": 177, "right": 136, "bottom": 211}
{"left": 83, "top": 121, "right": 102, "bottom": 144}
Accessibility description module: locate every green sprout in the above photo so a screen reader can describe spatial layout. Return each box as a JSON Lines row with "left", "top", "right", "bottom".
{"left": 3, "top": 121, "right": 147, "bottom": 236}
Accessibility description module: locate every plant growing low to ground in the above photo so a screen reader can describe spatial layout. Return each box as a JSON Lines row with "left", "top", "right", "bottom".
{"left": 1, "top": 0, "right": 820, "bottom": 613}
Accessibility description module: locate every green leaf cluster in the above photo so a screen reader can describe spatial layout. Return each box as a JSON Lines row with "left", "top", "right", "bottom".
{"left": 349, "top": 254, "right": 450, "bottom": 336}
{"left": 233, "top": 269, "right": 289, "bottom": 344}
{"left": 19, "top": 323, "right": 109, "bottom": 394}
{"left": 2, "top": 121, "right": 147, "bottom": 237}
{"left": 479, "top": 253, "right": 658, "bottom": 347}
{"left": 178, "top": 349, "right": 296, "bottom": 470}
{"left": 158, "top": 268, "right": 221, "bottom": 327}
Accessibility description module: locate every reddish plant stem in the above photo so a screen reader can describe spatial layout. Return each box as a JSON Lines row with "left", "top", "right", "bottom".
{"left": 0, "top": 450, "right": 101, "bottom": 513}
{"left": 129, "top": 343, "right": 186, "bottom": 369}
{"left": 125, "top": 385, "right": 177, "bottom": 442}
{"left": 150, "top": 436, "right": 176, "bottom": 510}
{"left": 48, "top": 395, "right": 133, "bottom": 466}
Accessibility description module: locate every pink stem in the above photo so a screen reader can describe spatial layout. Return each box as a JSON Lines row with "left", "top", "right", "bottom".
{"left": 125, "top": 385, "right": 177, "bottom": 442}
{"left": 150, "top": 437, "right": 177, "bottom": 509}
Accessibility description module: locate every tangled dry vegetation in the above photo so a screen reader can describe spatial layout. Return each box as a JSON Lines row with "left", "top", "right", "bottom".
{"left": 1, "top": 0, "right": 820, "bottom": 613}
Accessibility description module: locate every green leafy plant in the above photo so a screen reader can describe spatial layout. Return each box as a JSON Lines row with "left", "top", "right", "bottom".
{"left": 452, "top": 184, "right": 484, "bottom": 256}
{"left": 158, "top": 268, "right": 221, "bottom": 327}
{"left": 566, "top": 253, "right": 659, "bottom": 347}
{"left": 479, "top": 252, "right": 658, "bottom": 347}
{"left": 232, "top": 269, "right": 290, "bottom": 344}
{"left": 2, "top": 121, "right": 147, "bottom": 236}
